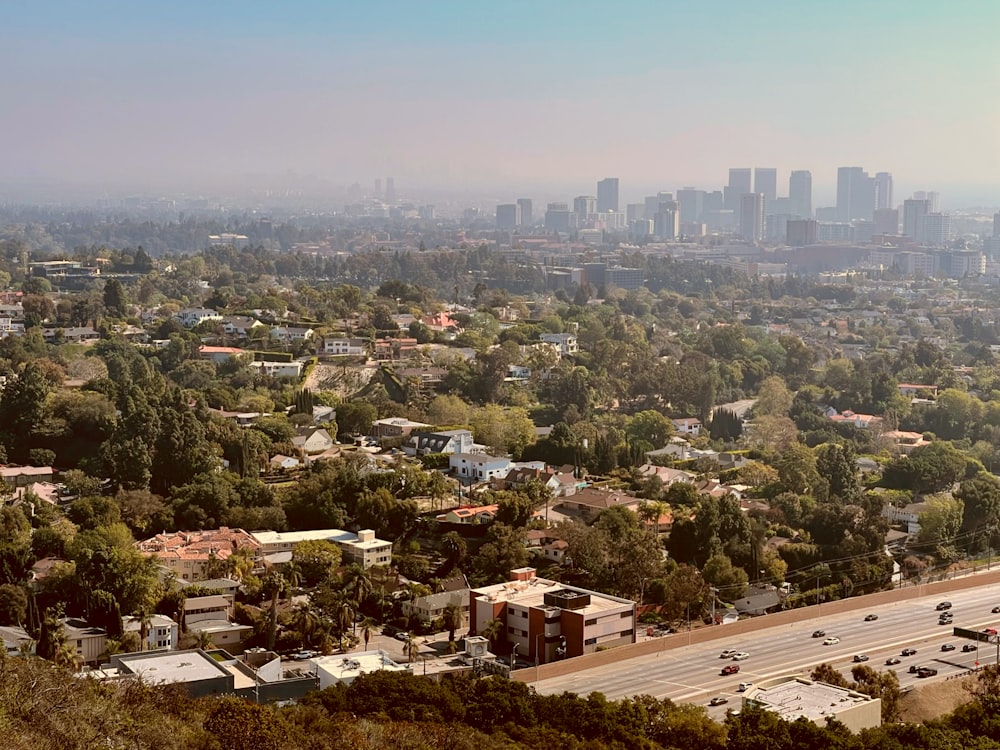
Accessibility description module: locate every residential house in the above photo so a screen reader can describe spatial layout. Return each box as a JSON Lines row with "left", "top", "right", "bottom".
{"left": 829, "top": 410, "right": 883, "bottom": 429}
{"left": 61, "top": 617, "right": 107, "bottom": 666}
{"left": 883, "top": 501, "right": 931, "bottom": 535}
{"left": 122, "top": 614, "right": 179, "bottom": 651}
{"left": 310, "top": 650, "right": 409, "bottom": 689}
{"left": 374, "top": 337, "right": 419, "bottom": 361}
{"left": 405, "top": 429, "right": 476, "bottom": 456}
{"left": 270, "top": 325, "right": 315, "bottom": 343}
{"left": 251, "top": 529, "right": 392, "bottom": 569}
{"left": 401, "top": 589, "right": 470, "bottom": 625}
{"left": 671, "top": 417, "right": 703, "bottom": 436}
{"left": 0, "top": 465, "right": 54, "bottom": 487}
{"left": 292, "top": 427, "right": 334, "bottom": 455}
{"left": 0, "top": 625, "right": 34, "bottom": 656}
{"left": 249, "top": 360, "right": 303, "bottom": 379}
{"left": 372, "top": 417, "right": 432, "bottom": 441}
{"left": 269, "top": 454, "right": 300, "bottom": 471}
{"left": 42, "top": 326, "right": 100, "bottom": 343}
{"left": 210, "top": 409, "right": 267, "bottom": 426}
{"left": 542, "top": 539, "right": 569, "bottom": 564}
{"left": 322, "top": 337, "right": 369, "bottom": 356}
{"left": 176, "top": 308, "right": 222, "bottom": 328}
{"left": 539, "top": 333, "right": 579, "bottom": 356}
{"left": 884, "top": 430, "right": 931, "bottom": 455}
{"left": 469, "top": 567, "right": 636, "bottom": 664}
{"left": 449, "top": 453, "right": 512, "bottom": 483}
{"left": 635, "top": 463, "right": 698, "bottom": 486}
{"left": 220, "top": 315, "right": 263, "bottom": 337}
{"left": 554, "top": 487, "right": 642, "bottom": 521}
{"left": 135, "top": 527, "right": 261, "bottom": 581}
{"left": 199, "top": 345, "right": 248, "bottom": 364}
{"left": 436, "top": 504, "right": 498, "bottom": 525}
{"left": 182, "top": 595, "right": 252, "bottom": 652}
{"left": 898, "top": 383, "right": 938, "bottom": 398}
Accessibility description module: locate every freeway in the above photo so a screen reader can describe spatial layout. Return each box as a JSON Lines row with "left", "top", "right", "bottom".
{"left": 532, "top": 582, "right": 1000, "bottom": 708}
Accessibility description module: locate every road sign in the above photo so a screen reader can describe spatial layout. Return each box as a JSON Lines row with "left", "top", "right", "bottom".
{"left": 952, "top": 627, "right": 998, "bottom": 644}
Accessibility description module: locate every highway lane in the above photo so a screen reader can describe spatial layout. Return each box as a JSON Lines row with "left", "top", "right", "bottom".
{"left": 533, "top": 581, "right": 1000, "bottom": 705}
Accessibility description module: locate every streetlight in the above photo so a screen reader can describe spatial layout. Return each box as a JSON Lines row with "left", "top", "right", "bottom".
{"left": 511, "top": 642, "right": 519, "bottom": 671}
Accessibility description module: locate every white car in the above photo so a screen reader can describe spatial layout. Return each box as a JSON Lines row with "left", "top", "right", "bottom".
{"left": 719, "top": 649, "right": 738, "bottom": 659}
{"left": 737, "top": 682, "right": 754, "bottom": 692}
{"left": 823, "top": 636, "right": 840, "bottom": 645}
{"left": 731, "top": 652, "right": 750, "bottom": 661}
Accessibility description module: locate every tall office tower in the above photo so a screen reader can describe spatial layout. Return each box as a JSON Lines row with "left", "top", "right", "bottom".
{"left": 993, "top": 211, "right": 1000, "bottom": 237}
{"left": 626, "top": 203, "right": 645, "bottom": 223}
{"left": 739, "top": 193, "right": 765, "bottom": 242}
{"left": 786, "top": 219, "right": 818, "bottom": 246}
{"left": 385, "top": 177, "right": 396, "bottom": 203}
{"left": 496, "top": 203, "right": 520, "bottom": 229}
{"left": 676, "top": 188, "right": 705, "bottom": 224}
{"left": 517, "top": 198, "right": 533, "bottom": 226}
{"left": 644, "top": 192, "right": 673, "bottom": 219}
{"left": 754, "top": 168, "right": 778, "bottom": 203}
{"left": 875, "top": 172, "right": 893, "bottom": 210}
{"left": 788, "top": 170, "right": 812, "bottom": 218}
{"left": 913, "top": 191, "right": 940, "bottom": 213}
{"left": 544, "top": 203, "right": 572, "bottom": 232}
{"left": 726, "top": 168, "right": 752, "bottom": 210}
{"left": 573, "top": 195, "right": 597, "bottom": 224}
{"left": 873, "top": 208, "right": 899, "bottom": 235}
{"left": 374, "top": 178, "right": 382, "bottom": 199}
{"left": 596, "top": 178, "right": 620, "bottom": 212}
{"left": 836, "top": 166, "right": 875, "bottom": 222}
{"left": 654, "top": 200, "right": 679, "bottom": 240}
{"left": 703, "top": 191, "right": 725, "bottom": 213}
{"left": 923, "top": 213, "right": 952, "bottom": 246}
{"left": 903, "top": 199, "right": 930, "bottom": 242}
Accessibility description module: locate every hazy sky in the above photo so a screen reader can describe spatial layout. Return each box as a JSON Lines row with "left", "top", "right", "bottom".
{"left": 5, "top": 0, "right": 1000, "bottom": 205}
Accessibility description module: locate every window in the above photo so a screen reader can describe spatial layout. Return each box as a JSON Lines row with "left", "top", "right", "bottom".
{"left": 621, "top": 629, "right": 633, "bottom": 638}
{"left": 620, "top": 611, "right": 631, "bottom": 619}
{"left": 508, "top": 607, "right": 515, "bottom": 615}
{"left": 585, "top": 618, "right": 597, "bottom": 626}
{"left": 584, "top": 637, "right": 597, "bottom": 645}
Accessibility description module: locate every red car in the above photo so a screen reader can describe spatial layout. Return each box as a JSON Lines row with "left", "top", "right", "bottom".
{"left": 721, "top": 664, "right": 741, "bottom": 675}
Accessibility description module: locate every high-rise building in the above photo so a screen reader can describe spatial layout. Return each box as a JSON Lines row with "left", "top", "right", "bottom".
{"left": 902, "top": 199, "right": 930, "bottom": 242}
{"left": 653, "top": 200, "right": 679, "bottom": 240}
{"left": 754, "top": 168, "right": 777, "bottom": 203}
{"left": 385, "top": 177, "right": 396, "bottom": 203}
{"left": 374, "top": 178, "right": 382, "bottom": 199}
{"left": 786, "top": 219, "right": 818, "bottom": 247}
{"left": 836, "top": 167, "right": 876, "bottom": 222}
{"left": 913, "top": 191, "right": 940, "bottom": 213}
{"left": 573, "top": 196, "right": 597, "bottom": 225}
{"left": 644, "top": 193, "right": 673, "bottom": 220}
{"left": 544, "top": 203, "right": 572, "bottom": 233}
{"left": 923, "top": 213, "right": 952, "bottom": 246}
{"left": 739, "top": 193, "right": 765, "bottom": 243}
{"left": 676, "top": 188, "right": 705, "bottom": 224}
{"left": 726, "top": 168, "right": 752, "bottom": 211}
{"left": 517, "top": 198, "right": 533, "bottom": 226}
{"left": 875, "top": 172, "right": 893, "bottom": 210}
{"left": 596, "top": 178, "right": 619, "bottom": 213}
{"left": 496, "top": 203, "right": 520, "bottom": 229}
{"left": 993, "top": 211, "right": 1000, "bottom": 238}
{"left": 873, "top": 208, "right": 899, "bottom": 235}
{"left": 788, "top": 170, "right": 812, "bottom": 218}
{"left": 626, "top": 203, "right": 645, "bottom": 223}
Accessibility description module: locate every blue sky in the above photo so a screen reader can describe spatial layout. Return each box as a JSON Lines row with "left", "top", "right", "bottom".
{"left": 4, "top": 1, "right": 1000, "bottom": 205}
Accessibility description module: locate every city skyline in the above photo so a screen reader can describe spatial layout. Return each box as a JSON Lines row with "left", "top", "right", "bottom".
{"left": 4, "top": 1, "right": 1000, "bottom": 206}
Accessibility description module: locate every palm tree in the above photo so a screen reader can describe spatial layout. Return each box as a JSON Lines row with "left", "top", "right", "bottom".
{"left": 134, "top": 604, "right": 153, "bottom": 652}
{"left": 359, "top": 617, "right": 378, "bottom": 651}
{"left": 224, "top": 547, "right": 255, "bottom": 582}
{"left": 291, "top": 603, "right": 320, "bottom": 649}
{"left": 481, "top": 618, "right": 503, "bottom": 650}
{"left": 442, "top": 603, "right": 463, "bottom": 650}
{"left": 403, "top": 632, "right": 420, "bottom": 663}
{"left": 343, "top": 564, "right": 373, "bottom": 610}
{"left": 195, "top": 630, "right": 215, "bottom": 650}
{"left": 53, "top": 641, "right": 82, "bottom": 671}
{"left": 261, "top": 569, "right": 286, "bottom": 651}
{"left": 337, "top": 601, "right": 355, "bottom": 643}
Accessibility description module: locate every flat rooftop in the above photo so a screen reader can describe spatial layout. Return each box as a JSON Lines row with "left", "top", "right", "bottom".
{"left": 472, "top": 577, "right": 633, "bottom": 613}
{"left": 747, "top": 678, "right": 874, "bottom": 722}
{"left": 311, "top": 650, "right": 408, "bottom": 680}
{"left": 117, "top": 651, "right": 228, "bottom": 684}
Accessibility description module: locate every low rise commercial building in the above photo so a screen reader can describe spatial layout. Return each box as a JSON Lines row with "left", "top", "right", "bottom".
{"left": 742, "top": 676, "right": 881, "bottom": 732}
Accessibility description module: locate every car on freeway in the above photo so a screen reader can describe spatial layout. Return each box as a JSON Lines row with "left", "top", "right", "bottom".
{"left": 864, "top": 614, "right": 878, "bottom": 622}
{"left": 885, "top": 657, "right": 901, "bottom": 665}
{"left": 941, "top": 643, "right": 956, "bottom": 652}
{"left": 853, "top": 654, "right": 869, "bottom": 663}
{"left": 909, "top": 665, "right": 921, "bottom": 673}
{"left": 709, "top": 696, "right": 729, "bottom": 706}
{"left": 939, "top": 615, "right": 954, "bottom": 624}
{"left": 737, "top": 682, "right": 754, "bottom": 692}
{"left": 992, "top": 606, "right": 1000, "bottom": 614}
{"left": 918, "top": 667, "right": 939, "bottom": 678}
{"left": 721, "top": 664, "right": 740, "bottom": 675}
{"left": 732, "top": 652, "right": 750, "bottom": 661}
{"left": 719, "top": 649, "right": 738, "bottom": 659}
{"left": 812, "top": 630, "right": 826, "bottom": 638}
{"left": 963, "top": 644, "right": 978, "bottom": 652}
{"left": 901, "top": 648, "right": 917, "bottom": 656}
{"left": 823, "top": 637, "right": 840, "bottom": 645}
{"left": 936, "top": 601, "right": 952, "bottom": 611}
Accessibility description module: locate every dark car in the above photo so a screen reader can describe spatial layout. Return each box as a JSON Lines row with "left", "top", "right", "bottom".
{"left": 864, "top": 614, "right": 878, "bottom": 622}
{"left": 902, "top": 648, "right": 917, "bottom": 656}
{"left": 963, "top": 644, "right": 978, "bottom": 652}
{"left": 993, "top": 606, "right": 1000, "bottom": 613}
{"left": 909, "top": 664, "right": 920, "bottom": 673}
{"left": 885, "top": 657, "right": 901, "bottom": 665}
{"left": 936, "top": 602, "right": 952, "bottom": 611}
{"left": 918, "top": 667, "right": 939, "bottom": 678}
{"left": 721, "top": 664, "right": 740, "bottom": 675}
{"left": 812, "top": 630, "right": 826, "bottom": 638}
{"left": 941, "top": 643, "right": 956, "bottom": 652}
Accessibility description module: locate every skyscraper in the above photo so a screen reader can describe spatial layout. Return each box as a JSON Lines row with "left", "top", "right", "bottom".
{"left": 903, "top": 199, "right": 930, "bottom": 242}
{"left": 573, "top": 196, "right": 597, "bottom": 225}
{"left": 754, "top": 168, "right": 777, "bottom": 203}
{"left": 836, "top": 167, "right": 875, "bottom": 222}
{"left": 875, "top": 172, "right": 893, "bottom": 210}
{"left": 739, "top": 193, "right": 765, "bottom": 243}
{"left": 597, "top": 178, "right": 619, "bottom": 213}
{"left": 873, "top": 208, "right": 899, "bottom": 235}
{"left": 993, "top": 211, "right": 1000, "bottom": 238}
{"left": 496, "top": 203, "right": 520, "bottom": 229}
{"left": 788, "top": 170, "right": 812, "bottom": 218}
{"left": 385, "top": 177, "right": 396, "bottom": 203}
{"left": 726, "top": 168, "right": 752, "bottom": 211}
{"left": 517, "top": 198, "right": 533, "bottom": 226}
{"left": 676, "top": 188, "right": 705, "bottom": 224}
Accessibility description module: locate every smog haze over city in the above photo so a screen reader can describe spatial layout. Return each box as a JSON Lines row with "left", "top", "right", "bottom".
{"left": 4, "top": 0, "right": 1000, "bottom": 207}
